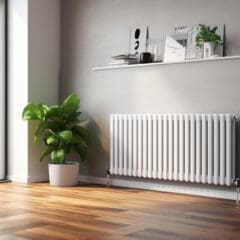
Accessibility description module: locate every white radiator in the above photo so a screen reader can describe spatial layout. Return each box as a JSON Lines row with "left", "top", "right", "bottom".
{"left": 110, "top": 114, "right": 236, "bottom": 186}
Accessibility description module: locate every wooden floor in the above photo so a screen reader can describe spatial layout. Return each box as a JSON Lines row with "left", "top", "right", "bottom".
{"left": 0, "top": 183, "right": 240, "bottom": 240}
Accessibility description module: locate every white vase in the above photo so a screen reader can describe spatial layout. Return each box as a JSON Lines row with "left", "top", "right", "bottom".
{"left": 203, "top": 42, "right": 215, "bottom": 58}
{"left": 48, "top": 162, "right": 79, "bottom": 187}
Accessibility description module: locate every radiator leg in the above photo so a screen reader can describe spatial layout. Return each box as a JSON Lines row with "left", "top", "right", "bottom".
{"left": 237, "top": 187, "right": 240, "bottom": 205}
{"left": 234, "top": 178, "right": 240, "bottom": 205}
{"left": 106, "top": 169, "right": 111, "bottom": 187}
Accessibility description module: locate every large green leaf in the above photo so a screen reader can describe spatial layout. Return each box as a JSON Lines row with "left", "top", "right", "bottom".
{"left": 40, "top": 147, "right": 55, "bottom": 162}
{"left": 40, "top": 104, "right": 49, "bottom": 115}
{"left": 73, "top": 126, "right": 90, "bottom": 144}
{"left": 68, "top": 111, "right": 82, "bottom": 122}
{"left": 58, "top": 130, "right": 72, "bottom": 143}
{"left": 48, "top": 129, "right": 59, "bottom": 139}
{"left": 67, "top": 119, "right": 87, "bottom": 129}
{"left": 61, "top": 94, "right": 80, "bottom": 115}
{"left": 34, "top": 121, "right": 50, "bottom": 144}
{"left": 45, "top": 106, "right": 62, "bottom": 119}
{"left": 51, "top": 149, "right": 65, "bottom": 164}
{"left": 46, "top": 135, "right": 58, "bottom": 145}
{"left": 22, "top": 104, "right": 43, "bottom": 121}
{"left": 47, "top": 117, "right": 65, "bottom": 129}
{"left": 43, "top": 133, "right": 52, "bottom": 146}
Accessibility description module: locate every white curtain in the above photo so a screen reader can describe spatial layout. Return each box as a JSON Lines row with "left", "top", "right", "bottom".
{"left": 0, "top": 0, "right": 5, "bottom": 180}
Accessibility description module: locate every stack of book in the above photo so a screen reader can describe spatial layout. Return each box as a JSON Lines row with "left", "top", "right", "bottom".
{"left": 109, "top": 54, "right": 138, "bottom": 66}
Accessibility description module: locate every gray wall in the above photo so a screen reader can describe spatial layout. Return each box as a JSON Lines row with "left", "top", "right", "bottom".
{"left": 28, "top": 0, "right": 60, "bottom": 182}
{"left": 60, "top": 0, "right": 240, "bottom": 178}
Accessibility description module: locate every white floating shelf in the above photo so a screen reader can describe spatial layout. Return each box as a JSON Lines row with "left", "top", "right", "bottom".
{"left": 93, "top": 55, "right": 240, "bottom": 71}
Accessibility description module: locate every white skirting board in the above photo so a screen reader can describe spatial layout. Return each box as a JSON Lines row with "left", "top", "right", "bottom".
{"left": 7, "top": 174, "right": 50, "bottom": 183}
{"left": 79, "top": 175, "right": 236, "bottom": 200}
{"left": 7, "top": 174, "right": 30, "bottom": 183}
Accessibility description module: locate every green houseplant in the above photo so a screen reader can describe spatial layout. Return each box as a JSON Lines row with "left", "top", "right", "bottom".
{"left": 195, "top": 24, "right": 222, "bottom": 58}
{"left": 22, "top": 93, "right": 90, "bottom": 186}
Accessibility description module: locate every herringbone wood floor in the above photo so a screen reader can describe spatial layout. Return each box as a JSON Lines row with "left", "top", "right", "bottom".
{"left": 0, "top": 182, "right": 239, "bottom": 240}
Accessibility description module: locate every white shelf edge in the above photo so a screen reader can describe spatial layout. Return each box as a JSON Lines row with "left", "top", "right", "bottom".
{"left": 92, "top": 55, "right": 240, "bottom": 71}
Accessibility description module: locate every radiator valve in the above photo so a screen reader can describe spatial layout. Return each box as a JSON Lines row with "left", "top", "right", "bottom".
{"left": 106, "top": 169, "right": 111, "bottom": 187}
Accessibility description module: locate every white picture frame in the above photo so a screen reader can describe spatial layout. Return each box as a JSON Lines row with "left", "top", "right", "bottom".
{"left": 174, "top": 24, "right": 225, "bottom": 59}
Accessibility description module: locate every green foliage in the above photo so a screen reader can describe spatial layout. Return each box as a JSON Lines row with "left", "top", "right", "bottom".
{"left": 195, "top": 24, "right": 222, "bottom": 48}
{"left": 22, "top": 94, "right": 90, "bottom": 164}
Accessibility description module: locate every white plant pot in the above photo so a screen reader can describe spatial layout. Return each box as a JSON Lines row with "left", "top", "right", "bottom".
{"left": 48, "top": 162, "right": 79, "bottom": 187}
{"left": 203, "top": 42, "right": 215, "bottom": 58}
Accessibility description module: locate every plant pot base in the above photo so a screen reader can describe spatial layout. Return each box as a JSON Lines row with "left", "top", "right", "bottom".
{"left": 48, "top": 162, "right": 79, "bottom": 187}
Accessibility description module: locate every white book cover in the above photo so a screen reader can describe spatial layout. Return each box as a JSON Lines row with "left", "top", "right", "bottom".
{"left": 164, "top": 35, "right": 186, "bottom": 62}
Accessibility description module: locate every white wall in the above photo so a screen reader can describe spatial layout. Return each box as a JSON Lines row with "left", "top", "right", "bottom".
{"left": 8, "top": 0, "right": 29, "bottom": 182}
{"left": 8, "top": 0, "right": 60, "bottom": 182}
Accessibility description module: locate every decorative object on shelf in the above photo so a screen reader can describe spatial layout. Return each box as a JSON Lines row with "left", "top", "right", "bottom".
{"left": 109, "top": 54, "right": 138, "bottom": 66}
{"left": 148, "top": 38, "right": 165, "bottom": 62}
{"left": 175, "top": 25, "right": 203, "bottom": 59}
{"left": 140, "top": 52, "right": 152, "bottom": 63}
{"left": 175, "top": 24, "right": 224, "bottom": 59}
{"left": 203, "top": 42, "right": 215, "bottom": 58}
{"left": 195, "top": 24, "right": 223, "bottom": 58}
{"left": 164, "top": 33, "right": 187, "bottom": 62}
{"left": 22, "top": 94, "right": 90, "bottom": 187}
{"left": 151, "top": 44, "right": 161, "bottom": 62}
{"left": 145, "top": 25, "right": 150, "bottom": 51}
{"left": 140, "top": 26, "right": 153, "bottom": 63}
{"left": 129, "top": 25, "right": 147, "bottom": 57}
{"left": 129, "top": 25, "right": 153, "bottom": 63}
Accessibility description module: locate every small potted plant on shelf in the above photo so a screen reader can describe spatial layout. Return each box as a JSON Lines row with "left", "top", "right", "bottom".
{"left": 22, "top": 93, "right": 90, "bottom": 187}
{"left": 195, "top": 24, "right": 222, "bottom": 58}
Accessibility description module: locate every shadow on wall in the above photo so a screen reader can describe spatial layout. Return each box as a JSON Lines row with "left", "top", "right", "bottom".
{"left": 81, "top": 114, "right": 108, "bottom": 177}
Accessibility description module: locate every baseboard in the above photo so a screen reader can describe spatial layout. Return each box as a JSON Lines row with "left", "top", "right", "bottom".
{"left": 79, "top": 175, "right": 107, "bottom": 185}
{"left": 7, "top": 174, "right": 30, "bottom": 183}
{"left": 79, "top": 175, "right": 237, "bottom": 200}
{"left": 28, "top": 176, "right": 49, "bottom": 183}
{"left": 7, "top": 174, "right": 237, "bottom": 200}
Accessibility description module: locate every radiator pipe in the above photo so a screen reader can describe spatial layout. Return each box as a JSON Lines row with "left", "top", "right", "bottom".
{"left": 106, "top": 169, "right": 111, "bottom": 187}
